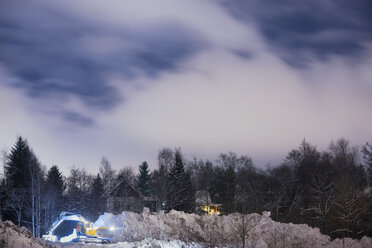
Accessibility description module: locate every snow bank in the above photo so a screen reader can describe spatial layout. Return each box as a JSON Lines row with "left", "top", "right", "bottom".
{"left": 2, "top": 211, "right": 371, "bottom": 248}
{"left": 94, "top": 210, "right": 372, "bottom": 248}
{"left": 0, "top": 220, "right": 49, "bottom": 248}
{"left": 61, "top": 238, "right": 202, "bottom": 248}
{"left": 0, "top": 218, "right": 201, "bottom": 248}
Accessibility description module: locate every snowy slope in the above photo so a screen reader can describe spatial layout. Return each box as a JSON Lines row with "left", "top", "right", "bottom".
{"left": 0, "top": 220, "right": 50, "bottom": 248}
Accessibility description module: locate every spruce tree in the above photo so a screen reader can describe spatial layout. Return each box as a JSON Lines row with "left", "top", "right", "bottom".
{"left": 167, "top": 150, "right": 195, "bottom": 213}
{"left": 4, "top": 137, "right": 31, "bottom": 227}
{"left": 4, "top": 137, "right": 43, "bottom": 231}
{"left": 5, "top": 137, "right": 31, "bottom": 188}
{"left": 45, "top": 165, "right": 65, "bottom": 224}
{"left": 88, "top": 174, "right": 105, "bottom": 219}
{"left": 47, "top": 165, "right": 64, "bottom": 195}
{"left": 137, "top": 161, "right": 151, "bottom": 197}
{"left": 91, "top": 174, "right": 104, "bottom": 198}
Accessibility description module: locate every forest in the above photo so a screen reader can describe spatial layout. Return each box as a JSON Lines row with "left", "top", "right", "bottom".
{"left": 0, "top": 136, "right": 371, "bottom": 240}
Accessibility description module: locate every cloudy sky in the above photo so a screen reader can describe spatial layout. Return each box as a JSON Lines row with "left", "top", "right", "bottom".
{"left": 0, "top": 0, "right": 371, "bottom": 174}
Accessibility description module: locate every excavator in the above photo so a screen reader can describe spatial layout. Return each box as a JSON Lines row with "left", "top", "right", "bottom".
{"left": 42, "top": 212, "right": 115, "bottom": 244}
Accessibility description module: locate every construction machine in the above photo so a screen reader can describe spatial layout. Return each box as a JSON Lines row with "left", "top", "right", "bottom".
{"left": 42, "top": 212, "right": 115, "bottom": 244}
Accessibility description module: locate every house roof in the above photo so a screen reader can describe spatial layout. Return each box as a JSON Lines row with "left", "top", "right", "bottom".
{"left": 109, "top": 177, "right": 143, "bottom": 198}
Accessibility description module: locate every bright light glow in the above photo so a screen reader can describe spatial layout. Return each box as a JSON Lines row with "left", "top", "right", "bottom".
{"left": 109, "top": 226, "right": 116, "bottom": 231}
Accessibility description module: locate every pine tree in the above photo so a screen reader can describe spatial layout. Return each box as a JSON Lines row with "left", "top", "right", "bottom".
{"left": 137, "top": 161, "right": 151, "bottom": 197}
{"left": 167, "top": 149, "right": 195, "bottom": 213}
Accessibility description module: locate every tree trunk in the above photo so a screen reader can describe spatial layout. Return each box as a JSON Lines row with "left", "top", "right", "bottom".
{"left": 36, "top": 173, "right": 41, "bottom": 238}
{"left": 18, "top": 214, "right": 21, "bottom": 227}
{"left": 29, "top": 161, "right": 35, "bottom": 237}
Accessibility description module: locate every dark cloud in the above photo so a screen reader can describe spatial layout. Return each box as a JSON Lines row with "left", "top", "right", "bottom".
{"left": 0, "top": 0, "right": 205, "bottom": 121}
{"left": 62, "top": 111, "right": 95, "bottom": 126}
{"left": 232, "top": 49, "right": 254, "bottom": 59}
{"left": 220, "top": 0, "right": 372, "bottom": 66}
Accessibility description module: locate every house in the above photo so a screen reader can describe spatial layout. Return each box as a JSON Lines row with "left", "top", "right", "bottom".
{"left": 106, "top": 177, "right": 157, "bottom": 213}
{"left": 195, "top": 190, "right": 221, "bottom": 216}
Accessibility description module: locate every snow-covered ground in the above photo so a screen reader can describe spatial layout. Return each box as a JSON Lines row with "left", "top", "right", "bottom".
{"left": 59, "top": 239, "right": 202, "bottom": 248}
{"left": 1, "top": 210, "right": 372, "bottom": 248}
{"left": 92, "top": 210, "right": 372, "bottom": 248}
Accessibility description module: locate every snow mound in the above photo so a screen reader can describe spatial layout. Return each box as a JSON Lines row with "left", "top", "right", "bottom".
{"left": 62, "top": 238, "right": 202, "bottom": 248}
{"left": 94, "top": 210, "right": 372, "bottom": 248}
{"left": 0, "top": 220, "right": 50, "bottom": 248}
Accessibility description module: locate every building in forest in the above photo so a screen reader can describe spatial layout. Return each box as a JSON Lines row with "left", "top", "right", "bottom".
{"left": 106, "top": 178, "right": 157, "bottom": 213}
{"left": 195, "top": 190, "right": 221, "bottom": 216}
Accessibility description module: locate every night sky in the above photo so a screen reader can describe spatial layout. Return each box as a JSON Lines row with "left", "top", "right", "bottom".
{"left": 0, "top": 0, "right": 371, "bottom": 174}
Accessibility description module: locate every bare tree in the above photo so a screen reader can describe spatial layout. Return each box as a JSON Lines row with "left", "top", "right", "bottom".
{"left": 28, "top": 153, "right": 37, "bottom": 236}
{"left": 0, "top": 149, "right": 7, "bottom": 176}
{"left": 99, "top": 156, "right": 116, "bottom": 194}
{"left": 27, "top": 152, "right": 43, "bottom": 237}
{"left": 35, "top": 166, "right": 44, "bottom": 238}
{"left": 266, "top": 165, "right": 298, "bottom": 221}
{"left": 332, "top": 174, "right": 368, "bottom": 243}
{"left": 66, "top": 167, "right": 93, "bottom": 214}
{"left": 269, "top": 223, "right": 290, "bottom": 248}
{"left": 117, "top": 166, "right": 135, "bottom": 185}
{"left": 230, "top": 213, "right": 260, "bottom": 248}
{"left": 8, "top": 188, "right": 26, "bottom": 227}
{"left": 304, "top": 173, "right": 335, "bottom": 233}
{"left": 157, "top": 148, "right": 174, "bottom": 172}
{"left": 0, "top": 149, "right": 8, "bottom": 220}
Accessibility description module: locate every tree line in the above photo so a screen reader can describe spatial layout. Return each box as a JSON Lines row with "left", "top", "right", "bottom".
{"left": 0, "top": 136, "right": 371, "bottom": 240}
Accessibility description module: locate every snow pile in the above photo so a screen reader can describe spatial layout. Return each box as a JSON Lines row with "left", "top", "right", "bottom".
{"left": 62, "top": 238, "right": 202, "bottom": 248}
{"left": 94, "top": 210, "right": 372, "bottom": 248}
{"left": 0, "top": 220, "right": 50, "bottom": 248}
{"left": 111, "top": 239, "right": 203, "bottom": 248}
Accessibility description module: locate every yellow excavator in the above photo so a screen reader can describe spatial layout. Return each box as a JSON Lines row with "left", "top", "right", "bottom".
{"left": 85, "top": 222, "right": 115, "bottom": 242}
{"left": 43, "top": 212, "right": 115, "bottom": 244}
